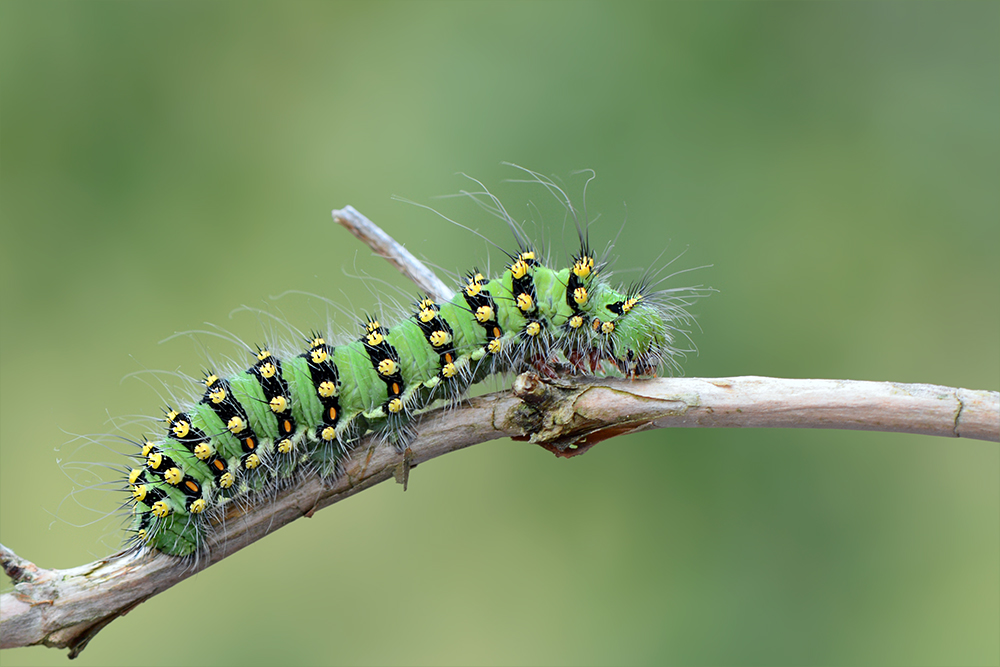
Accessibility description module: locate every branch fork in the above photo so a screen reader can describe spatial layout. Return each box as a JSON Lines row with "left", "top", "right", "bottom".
{"left": 2, "top": 207, "right": 996, "bottom": 657}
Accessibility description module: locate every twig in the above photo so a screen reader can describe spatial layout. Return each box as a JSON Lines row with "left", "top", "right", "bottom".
{"left": 333, "top": 205, "right": 455, "bottom": 302}
{"left": 2, "top": 208, "right": 996, "bottom": 657}
{"left": 3, "top": 374, "right": 996, "bottom": 654}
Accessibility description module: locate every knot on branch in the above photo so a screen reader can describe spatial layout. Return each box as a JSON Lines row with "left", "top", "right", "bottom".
{"left": 509, "top": 373, "right": 654, "bottom": 458}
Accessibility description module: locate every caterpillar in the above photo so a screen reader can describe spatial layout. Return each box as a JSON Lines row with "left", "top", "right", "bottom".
{"left": 123, "top": 170, "right": 705, "bottom": 557}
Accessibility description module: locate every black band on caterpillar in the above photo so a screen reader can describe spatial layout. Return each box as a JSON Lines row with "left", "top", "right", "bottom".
{"left": 249, "top": 349, "right": 298, "bottom": 456}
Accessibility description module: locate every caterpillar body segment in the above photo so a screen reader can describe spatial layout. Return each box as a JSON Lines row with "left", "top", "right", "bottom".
{"left": 126, "top": 244, "right": 697, "bottom": 556}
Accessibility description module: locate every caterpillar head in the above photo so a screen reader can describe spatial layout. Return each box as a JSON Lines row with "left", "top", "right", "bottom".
{"left": 606, "top": 301, "right": 670, "bottom": 378}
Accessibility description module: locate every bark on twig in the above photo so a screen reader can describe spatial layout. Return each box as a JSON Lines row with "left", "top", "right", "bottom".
{"left": 2, "top": 207, "right": 997, "bottom": 658}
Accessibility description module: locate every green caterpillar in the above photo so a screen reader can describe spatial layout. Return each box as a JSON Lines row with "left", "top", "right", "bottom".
{"left": 126, "top": 189, "right": 701, "bottom": 556}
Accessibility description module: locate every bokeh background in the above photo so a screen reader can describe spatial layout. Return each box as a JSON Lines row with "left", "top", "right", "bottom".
{"left": 1, "top": 2, "right": 997, "bottom": 666}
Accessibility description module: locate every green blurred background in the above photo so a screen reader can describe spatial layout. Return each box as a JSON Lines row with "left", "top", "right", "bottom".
{"left": 1, "top": 2, "right": 997, "bottom": 666}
